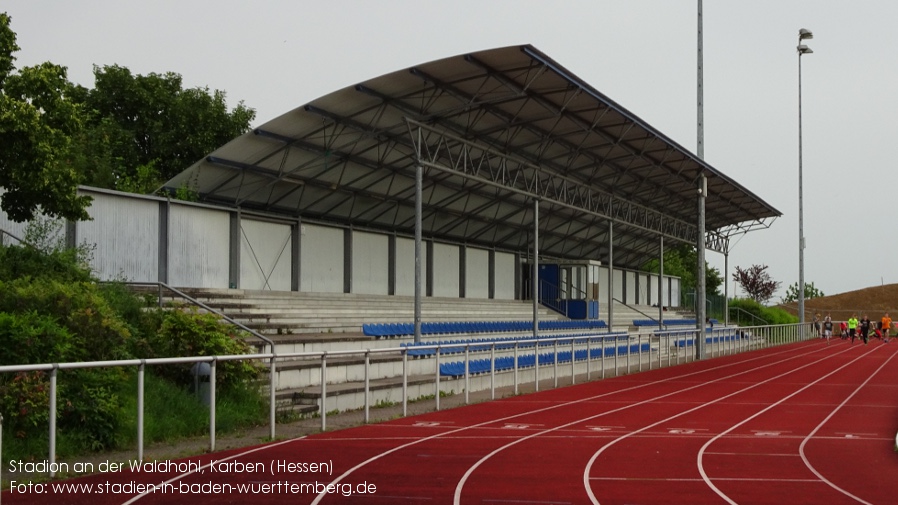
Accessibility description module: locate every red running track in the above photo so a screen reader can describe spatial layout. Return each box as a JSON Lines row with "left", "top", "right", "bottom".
{"left": 5, "top": 338, "right": 898, "bottom": 504}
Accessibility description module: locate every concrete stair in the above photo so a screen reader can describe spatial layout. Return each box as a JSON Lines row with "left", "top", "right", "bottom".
{"left": 156, "top": 288, "right": 615, "bottom": 415}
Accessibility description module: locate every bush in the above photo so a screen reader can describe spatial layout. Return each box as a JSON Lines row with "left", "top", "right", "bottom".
{"left": 0, "top": 277, "right": 134, "bottom": 362}
{"left": 0, "top": 243, "right": 262, "bottom": 458}
{"left": 147, "top": 307, "right": 259, "bottom": 389}
{"left": 729, "top": 298, "right": 798, "bottom": 326}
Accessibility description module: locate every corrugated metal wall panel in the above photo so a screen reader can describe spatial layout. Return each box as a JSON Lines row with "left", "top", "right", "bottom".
{"left": 240, "top": 219, "right": 292, "bottom": 291}
{"left": 432, "top": 243, "right": 460, "bottom": 297}
{"left": 300, "top": 224, "right": 343, "bottom": 293}
{"left": 351, "top": 231, "right": 389, "bottom": 295}
{"left": 79, "top": 194, "right": 158, "bottom": 282}
{"left": 625, "top": 271, "right": 637, "bottom": 304}
{"left": 638, "top": 274, "right": 649, "bottom": 305}
{"left": 613, "top": 269, "right": 624, "bottom": 301}
{"left": 169, "top": 205, "right": 229, "bottom": 288}
{"left": 494, "top": 252, "right": 516, "bottom": 300}
{"left": 670, "top": 278, "right": 681, "bottom": 307}
{"left": 465, "top": 247, "right": 489, "bottom": 299}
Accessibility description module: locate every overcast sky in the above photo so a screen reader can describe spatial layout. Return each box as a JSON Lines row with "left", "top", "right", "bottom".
{"left": 5, "top": 0, "right": 896, "bottom": 300}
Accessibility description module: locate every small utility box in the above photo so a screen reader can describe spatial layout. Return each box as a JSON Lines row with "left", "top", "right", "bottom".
{"left": 191, "top": 362, "right": 211, "bottom": 406}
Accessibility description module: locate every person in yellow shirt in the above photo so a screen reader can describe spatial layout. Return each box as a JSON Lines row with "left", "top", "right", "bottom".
{"left": 847, "top": 314, "right": 859, "bottom": 344}
{"left": 882, "top": 313, "right": 892, "bottom": 343}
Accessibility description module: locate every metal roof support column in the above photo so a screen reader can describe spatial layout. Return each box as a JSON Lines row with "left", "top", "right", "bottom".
{"left": 607, "top": 222, "right": 614, "bottom": 330}
{"left": 158, "top": 199, "right": 170, "bottom": 284}
{"left": 488, "top": 249, "right": 496, "bottom": 299}
{"left": 532, "top": 198, "right": 539, "bottom": 341}
{"left": 724, "top": 251, "right": 729, "bottom": 326}
{"left": 658, "top": 236, "right": 664, "bottom": 330}
{"left": 388, "top": 234, "right": 397, "bottom": 296}
{"left": 414, "top": 128, "right": 423, "bottom": 344}
{"left": 291, "top": 217, "right": 301, "bottom": 292}
{"left": 343, "top": 227, "right": 353, "bottom": 294}
{"left": 229, "top": 209, "right": 241, "bottom": 289}
{"left": 459, "top": 244, "right": 467, "bottom": 298}
{"left": 696, "top": 175, "right": 707, "bottom": 359}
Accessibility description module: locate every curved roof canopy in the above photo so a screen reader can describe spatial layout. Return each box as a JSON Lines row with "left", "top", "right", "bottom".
{"left": 165, "top": 45, "right": 780, "bottom": 271}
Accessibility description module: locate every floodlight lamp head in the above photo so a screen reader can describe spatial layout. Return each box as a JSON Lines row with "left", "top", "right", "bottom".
{"left": 799, "top": 28, "right": 814, "bottom": 40}
{"left": 798, "top": 45, "right": 814, "bottom": 55}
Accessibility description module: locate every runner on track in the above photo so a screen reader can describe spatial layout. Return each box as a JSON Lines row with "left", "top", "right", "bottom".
{"left": 859, "top": 314, "right": 872, "bottom": 344}
{"left": 847, "top": 314, "right": 859, "bottom": 344}
{"left": 881, "top": 313, "right": 892, "bottom": 343}
{"left": 822, "top": 313, "right": 833, "bottom": 344}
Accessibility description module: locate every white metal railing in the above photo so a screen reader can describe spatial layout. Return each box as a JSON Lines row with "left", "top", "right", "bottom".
{"left": 0, "top": 323, "right": 809, "bottom": 477}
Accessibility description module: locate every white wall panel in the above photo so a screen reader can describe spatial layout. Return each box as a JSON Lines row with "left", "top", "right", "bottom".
{"left": 598, "top": 267, "right": 609, "bottom": 304}
{"left": 464, "top": 247, "right": 489, "bottom": 299}
{"left": 670, "top": 278, "right": 681, "bottom": 307}
{"left": 494, "top": 252, "right": 516, "bottom": 300}
{"left": 613, "top": 268, "right": 624, "bottom": 301}
{"left": 432, "top": 243, "right": 459, "bottom": 297}
{"left": 625, "top": 271, "right": 637, "bottom": 304}
{"left": 240, "top": 219, "right": 292, "bottom": 291}
{"left": 79, "top": 194, "right": 158, "bottom": 282}
{"left": 638, "top": 274, "right": 649, "bottom": 305}
{"left": 0, "top": 204, "right": 31, "bottom": 246}
{"left": 351, "top": 231, "right": 389, "bottom": 295}
{"left": 300, "top": 224, "right": 343, "bottom": 293}
{"left": 169, "top": 205, "right": 229, "bottom": 288}
{"left": 649, "top": 274, "right": 660, "bottom": 306}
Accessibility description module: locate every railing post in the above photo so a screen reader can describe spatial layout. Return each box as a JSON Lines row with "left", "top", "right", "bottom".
{"left": 364, "top": 350, "right": 370, "bottom": 423}
{"left": 626, "top": 335, "right": 631, "bottom": 374}
{"left": 402, "top": 349, "right": 408, "bottom": 417}
{"left": 586, "top": 336, "right": 592, "bottom": 381}
{"left": 320, "top": 352, "right": 327, "bottom": 432}
{"left": 614, "top": 336, "right": 619, "bottom": 377}
{"left": 464, "top": 344, "right": 470, "bottom": 405}
{"left": 513, "top": 341, "right": 519, "bottom": 395}
{"left": 490, "top": 343, "right": 496, "bottom": 400}
{"left": 553, "top": 339, "right": 559, "bottom": 388}
{"left": 209, "top": 358, "right": 216, "bottom": 453}
{"left": 435, "top": 347, "right": 441, "bottom": 411}
{"left": 534, "top": 339, "right": 540, "bottom": 392}
{"left": 49, "top": 365, "right": 57, "bottom": 477}
{"left": 269, "top": 355, "right": 277, "bottom": 440}
{"left": 138, "top": 361, "right": 145, "bottom": 461}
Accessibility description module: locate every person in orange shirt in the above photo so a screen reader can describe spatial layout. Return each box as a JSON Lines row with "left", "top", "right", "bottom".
{"left": 882, "top": 313, "right": 892, "bottom": 343}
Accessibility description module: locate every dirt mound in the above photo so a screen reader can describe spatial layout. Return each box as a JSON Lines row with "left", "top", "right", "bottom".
{"left": 780, "top": 283, "right": 898, "bottom": 321}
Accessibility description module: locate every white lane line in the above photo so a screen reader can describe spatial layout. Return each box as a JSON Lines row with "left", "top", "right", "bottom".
{"left": 450, "top": 344, "right": 837, "bottom": 505}
{"left": 584, "top": 345, "right": 865, "bottom": 505}
{"left": 798, "top": 346, "right": 898, "bottom": 504}
{"left": 695, "top": 345, "right": 882, "bottom": 505}
{"left": 119, "top": 436, "right": 305, "bottom": 504}
{"left": 313, "top": 342, "right": 819, "bottom": 505}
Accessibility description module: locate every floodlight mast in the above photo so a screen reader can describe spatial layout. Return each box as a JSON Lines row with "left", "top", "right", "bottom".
{"left": 797, "top": 28, "right": 813, "bottom": 326}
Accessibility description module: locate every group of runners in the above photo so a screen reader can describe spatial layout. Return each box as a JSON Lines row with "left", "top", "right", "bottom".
{"left": 814, "top": 312, "right": 893, "bottom": 344}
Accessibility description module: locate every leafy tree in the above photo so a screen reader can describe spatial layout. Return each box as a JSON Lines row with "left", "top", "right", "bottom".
{"left": 733, "top": 264, "right": 780, "bottom": 304}
{"left": 642, "top": 244, "right": 723, "bottom": 296}
{"left": 781, "top": 281, "right": 824, "bottom": 304}
{"left": 72, "top": 64, "right": 255, "bottom": 192}
{"left": 0, "top": 13, "right": 91, "bottom": 222}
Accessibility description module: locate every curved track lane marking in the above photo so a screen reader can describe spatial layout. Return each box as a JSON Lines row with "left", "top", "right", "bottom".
{"left": 694, "top": 345, "right": 883, "bottom": 505}
{"left": 451, "top": 343, "right": 840, "bottom": 505}
{"left": 312, "top": 343, "right": 820, "bottom": 504}
{"left": 582, "top": 344, "right": 873, "bottom": 505}
{"left": 119, "top": 436, "right": 305, "bottom": 504}
{"left": 796, "top": 346, "right": 898, "bottom": 504}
